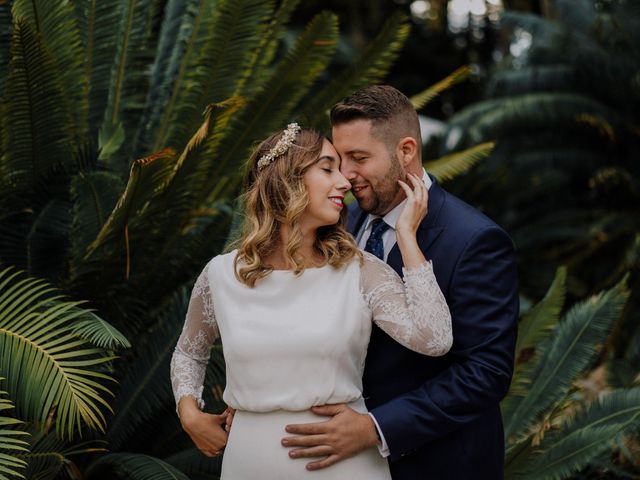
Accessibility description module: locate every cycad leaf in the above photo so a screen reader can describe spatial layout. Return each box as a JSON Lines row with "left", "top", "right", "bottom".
{"left": 155, "top": 0, "right": 275, "bottom": 153}
{"left": 204, "top": 11, "right": 339, "bottom": 198}
{"left": 98, "top": 0, "right": 155, "bottom": 167}
{"left": 106, "top": 290, "right": 189, "bottom": 450}
{"left": 236, "top": 0, "right": 301, "bottom": 94}
{"left": 69, "top": 171, "right": 123, "bottom": 265}
{"left": 17, "top": 426, "right": 106, "bottom": 480}
{"left": 86, "top": 453, "right": 191, "bottom": 480}
{"left": 300, "top": 11, "right": 410, "bottom": 129}
{"left": 0, "top": 382, "right": 29, "bottom": 480}
{"left": 75, "top": 0, "right": 125, "bottom": 136}
{"left": 107, "top": 287, "right": 226, "bottom": 451}
{"left": 0, "top": 20, "right": 75, "bottom": 207}
{"left": 503, "top": 277, "right": 629, "bottom": 443}
{"left": 85, "top": 148, "right": 177, "bottom": 260}
{"left": 0, "top": 268, "right": 119, "bottom": 439}
{"left": 164, "top": 447, "right": 222, "bottom": 478}
{"left": 12, "top": 0, "right": 88, "bottom": 144}
{"left": 425, "top": 141, "right": 494, "bottom": 182}
{"left": 410, "top": 66, "right": 471, "bottom": 111}
{"left": 71, "top": 312, "right": 130, "bottom": 349}
{"left": 503, "top": 268, "right": 568, "bottom": 419}
{"left": 517, "top": 388, "right": 640, "bottom": 480}
{"left": 516, "top": 266, "right": 567, "bottom": 355}
{"left": 0, "top": 2, "right": 12, "bottom": 96}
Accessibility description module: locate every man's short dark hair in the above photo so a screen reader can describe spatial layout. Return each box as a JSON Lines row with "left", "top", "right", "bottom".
{"left": 330, "top": 85, "right": 422, "bottom": 150}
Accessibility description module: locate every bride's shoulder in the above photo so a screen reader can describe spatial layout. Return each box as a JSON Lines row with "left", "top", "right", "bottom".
{"left": 201, "top": 249, "right": 239, "bottom": 273}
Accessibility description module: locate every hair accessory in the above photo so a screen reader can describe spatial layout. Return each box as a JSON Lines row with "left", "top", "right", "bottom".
{"left": 257, "top": 122, "right": 301, "bottom": 171}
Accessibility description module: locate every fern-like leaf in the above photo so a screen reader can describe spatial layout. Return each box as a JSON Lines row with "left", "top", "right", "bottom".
{"left": 425, "top": 141, "right": 494, "bottom": 182}
{"left": 517, "top": 388, "right": 640, "bottom": 480}
{"left": 300, "top": 11, "right": 410, "bottom": 129}
{"left": 0, "top": 20, "right": 75, "bottom": 209}
{"left": 0, "top": 380, "right": 29, "bottom": 480}
{"left": 86, "top": 453, "right": 191, "bottom": 480}
{"left": 516, "top": 266, "right": 567, "bottom": 355}
{"left": 410, "top": 66, "right": 471, "bottom": 111}
{"left": 0, "top": 268, "right": 119, "bottom": 439}
{"left": 503, "top": 277, "right": 629, "bottom": 443}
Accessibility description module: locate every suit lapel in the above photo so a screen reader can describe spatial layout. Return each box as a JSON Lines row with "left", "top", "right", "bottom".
{"left": 348, "top": 175, "right": 447, "bottom": 275}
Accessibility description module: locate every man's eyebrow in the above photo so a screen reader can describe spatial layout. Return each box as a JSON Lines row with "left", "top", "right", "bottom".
{"left": 345, "top": 149, "right": 370, "bottom": 155}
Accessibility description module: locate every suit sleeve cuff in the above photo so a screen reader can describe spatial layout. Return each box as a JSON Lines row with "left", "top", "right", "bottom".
{"left": 368, "top": 412, "right": 390, "bottom": 457}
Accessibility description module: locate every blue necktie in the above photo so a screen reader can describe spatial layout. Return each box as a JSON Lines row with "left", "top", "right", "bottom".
{"left": 364, "top": 218, "right": 390, "bottom": 260}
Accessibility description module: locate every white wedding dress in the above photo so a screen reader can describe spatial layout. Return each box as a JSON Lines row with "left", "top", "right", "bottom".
{"left": 170, "top": 250, "right": 452, "bottom": 479}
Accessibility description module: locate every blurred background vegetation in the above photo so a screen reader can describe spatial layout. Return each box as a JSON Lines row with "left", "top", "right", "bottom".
{"left": 1, "top": 0, "right": 639, "bottom": 479}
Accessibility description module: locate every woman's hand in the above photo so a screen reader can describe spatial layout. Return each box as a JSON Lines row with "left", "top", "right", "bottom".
{"left": 179, "top": 398, "right": 229, "bottom": 457}
{"left": 396, "top": 173, "right": 428, "bottom": 236}
{"left": 395, "top": 173, "right": 429, "bottom": 269}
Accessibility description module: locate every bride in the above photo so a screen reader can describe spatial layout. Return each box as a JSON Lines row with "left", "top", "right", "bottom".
{"left": 170, "top": 123, "right": 452, "bottom": 479}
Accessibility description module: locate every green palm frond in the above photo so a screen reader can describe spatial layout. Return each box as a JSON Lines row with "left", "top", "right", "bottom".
{"left": 503, "top": 277, "right": 629, "bottom": 443}
{"left": 75, "top": 0, "right": 125, "bottom": 135}
{"left": 69, "top": 171, "right": 124, "bottom": 264}
{"left": 130, "top": 0, "right": 202, "bottom": 155}
{"left": 155, "top": 0, "right": 275, "bottom": 153}
{"left": 515, "top": 266, "right": 567, "bottom": 355}
{"left": 108, "top": 287, "right": 226, "bottom": 451}
{"left": 300, "top": 11, "right": 410, "bottom": 129}
{"left": 512, "top": 388, "right": 640, "bottom": 480}
{"left": 464, "top": 93, "right": 624, "bottom": 149}
{"left": 204, "top": 11, "right": 340, "bottom": 199}
{"left": 98, "top": 0, "right": 154, "bottom": 167}
{"left": 425, "top": 141, "right": 495, "bottom": 182}
{"left": 237, "top": 0, "right": 301, "bottom": 94}
{"left": 16, "top": 427, "right": 106, "bottom": 480}
{"left": 486, "top": 65, "right": 576, "bottom": 98}
{"left": 12, "top": 0, "right": 88, "bottom": 144}
{"left": 503, "top": 267, "right": 567, "bottom": 406}
{"left": 106, "top": 289, "right": 190, "bottom": 450}
{"left": 84, "top": 148, "right": 177, "bottom": 262}
{"left": 0, "top": 381, "right": 29, "bottom": 480}
{"left": 0, "top": 3, "right": 11, "bottom": 96}
{"left": 0, "top": 20, "right": 75, "bottom": 208}
{"left": 86, "top": 453, "right": 191, "bottom": 480}
{"left": 71, "top": 312, "right": 130, "bottom": 350}
{"left": 0, "top": 268, "right": 119, "bottom": 439}
{"left": 410, "top": 66, "right": 471, "bottom": 111}
{"left": 164, "top": 447, "right": 222, "bottom": 479}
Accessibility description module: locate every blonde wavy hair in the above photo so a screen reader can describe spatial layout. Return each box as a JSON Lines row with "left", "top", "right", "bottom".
{"left": 234, "top": 128, "right": 361, "bottom": 287}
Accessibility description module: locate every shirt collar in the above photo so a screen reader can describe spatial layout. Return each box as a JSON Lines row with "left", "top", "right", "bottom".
{"left": 363, "top": 169, "right": 432, "bottom": 232}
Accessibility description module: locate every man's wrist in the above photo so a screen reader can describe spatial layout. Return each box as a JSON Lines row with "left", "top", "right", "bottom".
{"left": 360, "top": 413, "right": 380, "bottom": 448}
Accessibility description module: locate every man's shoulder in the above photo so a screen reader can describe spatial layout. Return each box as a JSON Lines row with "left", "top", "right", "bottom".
{"left": 436, "top": 186, "right": 509, "bottom": 241}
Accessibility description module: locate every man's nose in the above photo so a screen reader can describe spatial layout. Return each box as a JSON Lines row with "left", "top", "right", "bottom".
{"left": 339, "top": 159, "right": 356, "bottom": 181}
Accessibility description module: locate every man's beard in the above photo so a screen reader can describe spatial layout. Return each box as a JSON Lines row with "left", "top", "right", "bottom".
{"left": 363, "top": 155, "right": 405, "bottom": 216}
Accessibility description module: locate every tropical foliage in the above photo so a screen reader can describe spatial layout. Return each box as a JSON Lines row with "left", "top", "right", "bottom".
{"left": 439, "top": 0, "right": 640, "bottom": 299}
{"left": 0, "top": 0, "right": 418, "bottom": 477}
{"left": 433, "top": 1, "right": 640, "bottom": 476}
{"left": 502, "top": 266, "right": 640, "bottom": 479}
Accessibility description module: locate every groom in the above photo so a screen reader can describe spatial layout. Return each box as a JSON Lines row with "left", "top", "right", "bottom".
{"left": 282, "top": 85, "right": 519, "bottom": 479}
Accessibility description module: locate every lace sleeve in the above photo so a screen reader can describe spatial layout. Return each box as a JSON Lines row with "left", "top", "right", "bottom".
{"left": 359, "top": 252, "right": 453, "bottom": 356}
{"left": 170, "top": 261, "right": 219, "bottom": 412}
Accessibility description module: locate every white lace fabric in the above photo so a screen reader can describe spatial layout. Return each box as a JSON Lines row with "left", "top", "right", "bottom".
{"left": 170, "top": 252, "right": 452, "bottom": 411}
{"left": 359, "top": 251, "right": 453, "bottom": 357}
{"left": 170, "top": 264, "right": 218, "bottom": 410}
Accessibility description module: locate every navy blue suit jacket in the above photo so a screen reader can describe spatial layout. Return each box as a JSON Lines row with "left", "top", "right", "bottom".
{"left": 348, "top": 177, "right": 518, "bottom": 480}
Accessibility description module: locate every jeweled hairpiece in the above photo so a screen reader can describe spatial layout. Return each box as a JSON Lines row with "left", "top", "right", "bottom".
{"left": 257, "top": 122, "right": 301, "bottom": 172}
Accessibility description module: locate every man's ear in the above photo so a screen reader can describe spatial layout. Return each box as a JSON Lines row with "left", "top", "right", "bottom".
{"left": 396, "top": 136, "right": 418, "bottom": 167}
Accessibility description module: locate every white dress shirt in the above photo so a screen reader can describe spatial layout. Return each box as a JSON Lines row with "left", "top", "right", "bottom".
{"left": 357, "top": 169, "right": 432, "bottom": 457}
